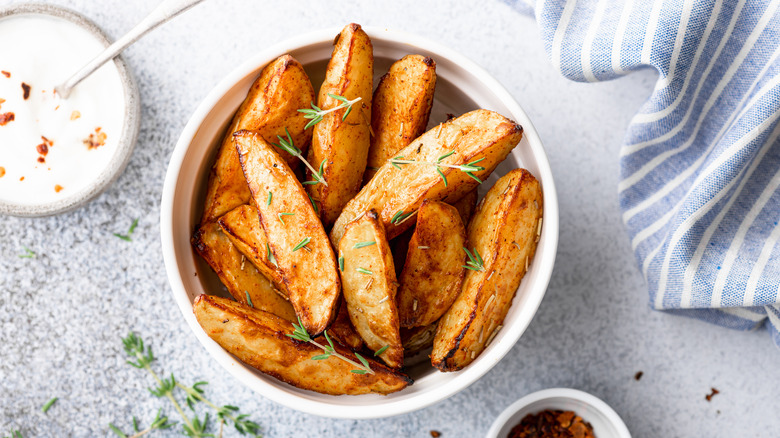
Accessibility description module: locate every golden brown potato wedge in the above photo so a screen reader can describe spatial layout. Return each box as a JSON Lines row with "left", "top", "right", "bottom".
{"left": 328, "top": 297, "right": 364, "bottom": 351}
{"left": 217, "top": 204, "right": 287, "bottom": 295}
{"left": 431, "top": 169, "right": 543, "bottom": 371}
{"left": 191, "top": 222, "right": 296, "bottom": 322}
{"left": 331, "top": 109, "right": 523, "bottom": 245}
{"left": 201, "top": 55, "right": 315, "bottom": 223}
{"left": 397, "top": 200, "right": 466, "bottom": 328}
{"left": 364, "top": 54, "right": 436, "bottom": 183}
{"left": 194, "top": 294, "right": 412, "bottom": 395}
{"left": 338, "top": 210, "right": 403, "bottom": 368}
{"left": 449, "top": 189, "right": 479, "bottom": 226}
{"left": 235, "top": 130, "right": 340, "bottom": 336}
{"left": 401, "top": 323, "right": 437, "bottom": 358}
{"left": 306, "top": 23, "right": 373, "bottom": 226}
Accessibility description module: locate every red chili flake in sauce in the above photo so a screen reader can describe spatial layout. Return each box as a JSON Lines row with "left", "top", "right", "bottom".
{"left": 21, "top": 83, "right": 31, "bottom": 100}
{"left": 37, "top": 157, "right": 45, "bottom": 163}
{"left": 0, "top": 98, "right": 5, "bottom": 110}
{"left": 84, "top": 126, "right": 107, "bottom": 149}
{"left": 0, "top": 112, "right": 14, "bottom": 126}
{"left": 54, "top": 185, "right": 64, "bottom": 193}
{"left": 508, "top": 410, "right": 596, "bottom": 438}
{"left": 1, "top": 71, "right": 9, "bottom": 78}
{"left": 0, "top": 167, "right": 5, "bottom": 178}
{"left": 36, "top": 136, "right": 53, "bottom": 156}
{"left": 19, "top": 176, "right": 25, "bottom": 181}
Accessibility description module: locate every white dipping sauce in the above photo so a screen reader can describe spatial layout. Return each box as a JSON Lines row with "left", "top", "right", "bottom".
{"left": 0, "top": 14, "right": 125, "bottom": 206}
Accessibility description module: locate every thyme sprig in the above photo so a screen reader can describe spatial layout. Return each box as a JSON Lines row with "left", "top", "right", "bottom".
{"left": 18, "top": 246, "right": 35, "bottom": 258}
{"left": 302, "top": 159, "right": 327, "bottom": 186}
{"left": 41, "top": 397, "right": 58, "bottom": 413}
{"left": 271, "top": 128, "right": 328, "bottom": 186}
{"left": 389, "top": 154, "right": 486, "bottom": 185}
{"left": 114, "top": 218, "right": 139, "bottom": 242}
{"left": 109, "top": 409, "right": 174, "bottom": 438}
{"left": 286, "top": 317, "right": 373, "bottom": 375}
{"left": 462, "top": 247, "right": 485, "bottom": 272}
{"left": 116, "top": 333, "right": 262, "bottom": 438}
{"left": 298, "top": 94, "right": 362, "bottom": 129}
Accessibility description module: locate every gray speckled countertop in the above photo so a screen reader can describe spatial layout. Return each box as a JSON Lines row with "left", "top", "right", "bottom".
{"left": 1, "top": 1, "right": 778, "bottom": 437}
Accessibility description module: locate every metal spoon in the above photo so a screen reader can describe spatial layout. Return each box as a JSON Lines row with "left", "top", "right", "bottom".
{"left": 55, "top": 0, "right": 204, "bottom": 99}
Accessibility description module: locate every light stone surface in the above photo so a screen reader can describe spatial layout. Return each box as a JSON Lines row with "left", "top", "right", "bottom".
{"left": 1, "top": 1, "right": 777, "bottom": 437}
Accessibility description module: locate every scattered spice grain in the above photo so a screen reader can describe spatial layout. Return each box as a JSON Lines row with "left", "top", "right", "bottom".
{"left": 705, "top": 387, "right": 719, "bottom": 402}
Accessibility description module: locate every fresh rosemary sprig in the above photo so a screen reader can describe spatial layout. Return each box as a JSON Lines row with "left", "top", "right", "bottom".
{"left": 277, "top": 212, "right": 294, "bottom": 225}
{"left": 117, "top": 333, "right": 262, "bottom": 438}
{"left": 18, "top": 246, "right": 35, "bottom": 258}
{"left": 244, "top": 291, "right": 253, "bottom": 308}
{"left": 390, "top": 210, "right": 414, "bottom": 226}
{"left": 114, "top": 218, "right": 139, "bottom": 242}
{"left": 353, "top": 241, "right": 376, "bottom": 249}
{"left": 307, "top": 193, "right": 319, "bottom": 214}
{"left": 298, "top": 94, "right": 362, "bottom": 129}
{"left": 356, "top": 267, "right": 373, "bottom": 275}
{"left": 338, "top": 256, "right": 345, "bottom": 272}
{"left": 292, "top": 237, "right": 311, "bottom": 252}
{"left": 302, "top": 159, "right": 327, "bottom": 186}
{"left": 109, "top": 409, "right": 174, "bottom": 438}
{"left": 374, "top": 345, "right": 389, "bottom": 356}
{"left": 462, "top": 247, "right": 485, "bottom": 272}
{"left": 263, "top": 243, "right": 278, "bottom": 268}
{"left": 41, "top": 397, "right": 58, "bottom": 413}
{"left": 266, "top": 191, "right": 272, "bottom": 206}
{"left": 272, "top": 128, "right": 328, "bottom": 186}
{"left": 286, "top": 317, "right": 373, "bottom": 375}
{"left": 389, "top": 154, "right": 486, "bottom": 185}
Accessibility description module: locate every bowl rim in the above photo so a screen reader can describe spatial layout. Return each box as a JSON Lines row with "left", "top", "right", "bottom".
{"left": 0, "top": 2, "right": 140, "bottom": 217}
{"left": 161, "top": 25, "right": 559, "bottom": 419}
{"left": 486, "top": 388, "right": 632, "bottom": 438}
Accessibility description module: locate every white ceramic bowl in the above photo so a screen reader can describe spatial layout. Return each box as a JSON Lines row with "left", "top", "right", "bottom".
{"left": 161, "top": 26, "right": 558, "bottom": 419}
{"left": 487, "top": 388, "right": 632, "bottom": 438}
{"left": 0, "top": 3, "right": 140, "bottom": 217}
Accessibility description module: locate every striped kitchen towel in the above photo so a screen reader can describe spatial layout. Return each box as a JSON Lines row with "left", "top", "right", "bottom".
{"left": 506, "top": 0, "right": 780, "bottom": 346}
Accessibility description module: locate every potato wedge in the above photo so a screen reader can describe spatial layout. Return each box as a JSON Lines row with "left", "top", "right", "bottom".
{"left": 401, "top": 323, "right": 437, "bottom": 358}
{"left": 328, "top": 297, "right": 364, "bottom": 350}
{"left": 364, "top": 54, "right": 436, "bottom": 183}
{"left": 235, "top": 130, "right": 340, "bottom": 335}
{"left": 217, "top": 204, "right": 286, "bottom": 295}
{"left": 191, "top": 222, "right": 296, "bottom": 322}
{"left": 431, "top": 169, "right": 543, "bottom": 371}
{"left": 201, "top": 55, "right": 315, "bottom": 223}
{"left": 397, "top": 200, "right": 466, "bottom": 327}
{"left": 449, "top": 189, "right": 479, "bottom": 226}
{"left": 331, "top": 109, "right": 523, "bottom": 245}
{"left": 338, "top": 210, "right": 403, "bottom": 368}
{"left": 306, "top": 23, "right": 373, "bottom": 226}
{"left": 194, "top": 294, "right": 412, "bottom": 395}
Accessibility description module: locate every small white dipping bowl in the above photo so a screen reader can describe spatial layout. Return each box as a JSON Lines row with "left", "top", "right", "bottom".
{"left": 487, "top": 388, "right": 632, "bottom": 438}
{"left": 0, "top": 3, "right": 140, "bottom": 217}
{"left": 161, "top": 26, "right": 559, "bottom": 419}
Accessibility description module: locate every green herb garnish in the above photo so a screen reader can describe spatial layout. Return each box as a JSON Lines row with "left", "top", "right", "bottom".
{"left": 244, "top": 291, "right": 253, "bottom": 308}
{"left": 374, "top": 345, "right": 389, "bottom": 356}
{"left": 278, "top": 212, "right": 295, "bottom": 225}
{"left": 298, "top": 94, "right": 362, "bottom": 129}
{"left": 390, "top": 210, "right": 414, "bottom": 225}
{"left": 286, "top": 317, "right": 372, "bottom": 375}
{"left": 462, "top": 247, "right": 485, "bottom": 272}
{"left": 41, "top": 397, "right": 58, "bottom": 413}
{"left": 272, "top": 127, "right": 327, "bottom": 186}
{"left": 114, "top": 218, "right": 139, "bottom": 242}
{"left": 266, "top": 242, "right": 278, "bottom": 267}
{"left": 266, "top": 191, "right": 272, "bottom": 206}
{"left": 356, "top": 267, "right": 373, "bottom": 275}
{"left": 292, "top": 237, "right": 311, "bottom": 252}
{"left": 389, "top": 154, "right": 486, "bottom": 185}
{"left": 353, "top": 241, "right": 376, "bottom": 249}
{"left": 338, "top": 256, "right": 344, "bottom": 272}
{"left": 18, "top": 246, "right": 35, "bottom": 258}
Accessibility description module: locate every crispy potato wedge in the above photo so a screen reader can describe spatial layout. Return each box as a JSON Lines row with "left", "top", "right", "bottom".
{"left": 328, "top": 297, "right": 364, "bottom": 350}
{"left": 331, "top": 109, "right": 523, "bottom": 245}
{"left": 191, "top": 222, "right": 296, "bottom": 322}
{"left": 401, "top": 323, "right": 437, "bottom": 358}
{"left": 201, "top": 55, "right": 315, "bottom": 223}
{"left": 431, "top": 169, "right": 543, "bottom": 371}
{"left": 364, "top": 54, "right": 436, "bottom": 183}
{"left": 449, "top": 189, "right": 479, "bottom": 226}
{"left": 306, "top": 23, "right": 373, "bottom": 226}
{"left": 338, "top": 210, "right": 403, "bottom": 368}
{"left": 217, "top": 204, "right": 286, "bottom": 295}
{"left": 235, "top": 130, "right": 340, "bottom": 335}
{"left": 397, "top": 200, "right": 466, "bottom": 327}
{"left": 194, "top": 294, "right": 412, "bottom": 395}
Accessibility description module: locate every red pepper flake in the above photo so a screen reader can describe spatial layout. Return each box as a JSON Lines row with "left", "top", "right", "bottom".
{"left": 83, "top": 126, "right": 107, "bottom": 149}
{"left": 0, "top": 98, "right": 5, "bottom": 110}
{"left": 21, "top": 83, "right": 31, "bottom": 100}
{"left": 37, "top": 157, "right": 45, "bottom": 163}
{"left": 0, "top": 167, "right": 5, "bottom": 178}
{"left": 36, "top": 136, "right": 53, "bottom": 157}
{"left": 54, "top": 184, "right": 64, "bottom": 193}
{"left": 705, "top": 387, "right": 719, "bottom": 402}
{"left": 508, "top": 410, "right": 595, "bottom": 438}
{"left": 634, "top": 371, "right": 643, "bottom": 381}
{"left": 0, "top": 112, "right": 14, "bottom": 126}
{"left": 1, "top": 71, "right": 9, "bottom": 78}
{"left": 430, "top": 431, "right": 442, "bottom": 437}
{"left": 19, "top": 176, "right": 24, "bottom": 181}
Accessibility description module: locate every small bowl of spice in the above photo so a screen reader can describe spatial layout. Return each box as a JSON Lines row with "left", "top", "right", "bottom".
{"left": 0, "top": 3, "right": 140, "bottom": 217}
{"left": 487, "top": 388, "right": 631, "bottom": 438}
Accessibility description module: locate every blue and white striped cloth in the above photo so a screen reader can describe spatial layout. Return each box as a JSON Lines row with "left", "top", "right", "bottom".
{"left": 507, "top": 0, "right": 780, "bottom": 346}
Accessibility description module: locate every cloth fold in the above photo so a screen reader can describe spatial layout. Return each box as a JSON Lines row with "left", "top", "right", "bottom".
{"left": 508, "top": 0, "right": 780, "bottom": 346}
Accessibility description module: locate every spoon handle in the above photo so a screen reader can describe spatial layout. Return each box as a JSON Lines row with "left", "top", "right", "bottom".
{"left": 57, "top": 0, "right": 205, "bottom": 98}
